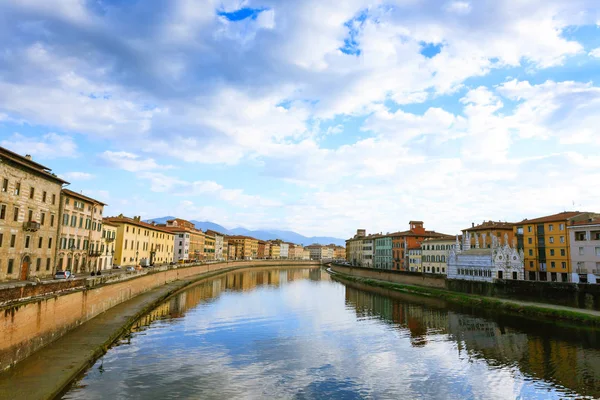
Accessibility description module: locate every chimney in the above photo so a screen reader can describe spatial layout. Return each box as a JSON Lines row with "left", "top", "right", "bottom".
{"left": 472, "top": 222, "right": 475, "bottom": 228}
{"left": 25, "top": 154, "right": 32, "bottom": 160}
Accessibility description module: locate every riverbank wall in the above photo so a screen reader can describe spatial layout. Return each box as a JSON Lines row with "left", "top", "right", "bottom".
{"left": 0, "top": 260, "right": 319, "bottom": 371}
{"left": 331, "top": 264, "right": 600, "bottom": 311}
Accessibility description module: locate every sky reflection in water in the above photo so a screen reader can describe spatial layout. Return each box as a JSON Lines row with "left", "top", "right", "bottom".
{"left": 63, "top": 267, "right": 600, "bottom": 399}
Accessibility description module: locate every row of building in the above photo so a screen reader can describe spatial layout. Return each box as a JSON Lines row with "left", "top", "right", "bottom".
{"left": 347, "top": 212, "right": 600, "bottom": 284}
{"left": 0, "top": 147, "right": 345, "bottom": 281}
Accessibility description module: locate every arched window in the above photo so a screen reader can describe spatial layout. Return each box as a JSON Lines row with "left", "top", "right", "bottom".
{"left": 441, "top": 255, "right": 445, "bottom": 263}
{"left": 436, "top": 255, "right": 440, "bottom": 262}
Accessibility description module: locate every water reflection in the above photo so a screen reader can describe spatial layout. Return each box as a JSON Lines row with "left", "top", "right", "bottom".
{"left": 64, "top": 267, "right": 600, "bottom": 400}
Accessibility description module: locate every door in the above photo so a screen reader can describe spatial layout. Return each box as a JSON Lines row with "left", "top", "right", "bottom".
{"left": 20, "top": 256, "right": 30, "bottom": 280}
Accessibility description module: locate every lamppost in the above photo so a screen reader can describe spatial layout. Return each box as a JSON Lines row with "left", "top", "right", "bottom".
{"left": 68, "top": 244, "right": 76, "bottom": 272}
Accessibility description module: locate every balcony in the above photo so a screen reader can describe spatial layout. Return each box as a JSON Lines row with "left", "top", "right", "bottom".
{"left": 576, "top": 268, "right": 589, "bottom": 274}
{"left": 88, "top": 249, "right": 102, "bottom": 257}
{"left": 105, "top": 237, "right": 115, "bottom": 243}
{"left": 24, "top": 221, "right": 41, "bottom": 232}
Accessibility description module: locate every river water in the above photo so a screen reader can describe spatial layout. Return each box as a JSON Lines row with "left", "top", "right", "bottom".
{"left": 63, "top": 267, "right": 600, "bottom": 399}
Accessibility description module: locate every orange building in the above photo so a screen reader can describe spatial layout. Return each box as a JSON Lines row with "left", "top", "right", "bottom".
{"left": 462, "top": 220, "right": 515, "bottom": 249}
{"left": 391, "top": 221, "right": 446, "bottom": 271}
{"left": 257, "top": 240, "right": 266, "bottom": 259}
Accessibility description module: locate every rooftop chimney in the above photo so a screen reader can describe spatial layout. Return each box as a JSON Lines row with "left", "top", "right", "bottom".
{"left": 25, "top": 154, "right": 32, "bottom": 160}
{"left": 472, "top": 222, "right": 475, "bottom": 228}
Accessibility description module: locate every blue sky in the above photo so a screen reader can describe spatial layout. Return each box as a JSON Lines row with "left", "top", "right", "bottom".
{"left": 1, "top": 0, "right": 600, "bottom": 238}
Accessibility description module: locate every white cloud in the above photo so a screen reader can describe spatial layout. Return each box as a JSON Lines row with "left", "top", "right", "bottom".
{"left": 445, "top": 1, "right": 472, "bottom": 15}
{"left": 60, "top": 171, "right": 94, "bottom": 181}
{"left": 99, "top": 151, "right": 173, "bottom": 172}
{"left": 0, "top": 132, "right": 77, "bottom": 159}
{"left": 589, "top": 47, "right": 600, "bottom": 58}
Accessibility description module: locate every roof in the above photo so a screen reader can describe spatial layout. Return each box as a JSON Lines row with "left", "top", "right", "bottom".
{"left": 226, "top": 235, "right": 258, "bottom": 240}
{"left": 422, "top": 235, "right": 457, "bottom": 243}
{"left": 462, "top": 220, "right": 514, "bottom": 232}
{"left": 568, "top": 217, "right": 600, "bottom": 227}
{"left": 390, "top": 230, "right": 446, "bottom": 238}
{"left": 104, "top": 216, "right": 175, "bottom": 235}
{"left": 62, "top": 188, "right": 107, "bottom": 206}
{"left": 102, "top": 219, "right": 119, "bottom": 228}
{"left": 161, "top": 226, "right": 205, "bottom": 235}
{"left": 206, "top": 229, "right": 226, "bottom": 237}
{"left": 517, "top": 211, "right": 587, "bottom": 224}
{"left": 0, "top": 146, "right": 69, "bottom": 185}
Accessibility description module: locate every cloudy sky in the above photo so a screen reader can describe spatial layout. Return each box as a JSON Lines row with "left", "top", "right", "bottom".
{"left": 1, "top": 0, "right": 600, "bottom": 239}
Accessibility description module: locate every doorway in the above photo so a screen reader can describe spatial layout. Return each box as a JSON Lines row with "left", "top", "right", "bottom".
{"left": 20, "top": 256, "right": 30, "bottom": 280}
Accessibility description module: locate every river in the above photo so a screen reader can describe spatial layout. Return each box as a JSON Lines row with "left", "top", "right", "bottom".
{"left": 62, "top": 267, "right": 600, "bottom": 399}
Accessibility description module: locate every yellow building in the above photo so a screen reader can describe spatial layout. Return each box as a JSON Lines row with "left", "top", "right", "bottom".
{"left": 104, "top": 215, "right": 174, "bottom": 267}
{"left": 422, "top": 236, "right": 455, "bottom": 275}
{"left": 204, "top": 233, "right": 216, "bottom": 261}
{"left": 407, "top": 246, "right": 422, "bottom": 272}
{"left": 227, "top": 235, "right": 258, "bottom": 260}
{"left": 514, "top": 211, "right": 600, "bottom": 282}
{"left": 269, "top": 242, "right": 281, "bottom": 259}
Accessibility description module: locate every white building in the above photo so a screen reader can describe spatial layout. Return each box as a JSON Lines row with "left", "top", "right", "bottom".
{"left": 568, "top": 218, "right": 600, "bottom": 284}
{"left": 362, "top": 238, "right": 374, "bottom": 268}
{"left": 207, "top": 230, "right": 225, "bottom": 261}
{"left": 280, "top": 242, "right": 289, "bottom": 259}
{"left": 448, "top": 233, "right": 524, "bottom": 282}
{"left": 306, "top": 245, "right": 334, "bottom": 261}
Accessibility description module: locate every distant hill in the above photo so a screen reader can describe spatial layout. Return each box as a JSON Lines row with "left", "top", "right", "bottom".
{"left": 144, "top": 217, "right": 345, "bottom": 246}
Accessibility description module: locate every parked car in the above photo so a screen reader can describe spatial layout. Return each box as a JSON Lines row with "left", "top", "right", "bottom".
{"left": 126, "top": 266, "right": 136, "bottom": 272}
{"left": 54, "top": 270, "right": 73, "bottom": 280}
{"left": 112, "top": 265, "right": 121, "bottom": 269}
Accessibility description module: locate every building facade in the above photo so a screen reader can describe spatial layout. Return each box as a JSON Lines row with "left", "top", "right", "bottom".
{"left": 164, "top": 218, "right": 204, "bottom": 263}
{"left": 269, "top": 242, "right": 281, "bottom": 259}
{"left": 101, "top": 222, "right": 118, "bottom": 270}
{"left": 56, "top": 189, "right": 106, "bottom": 273}
{"left": 228, "top": 236, "right": 258, "bottom": 260}
{"left": 391, "top": 221, "right": 445, "bottom": 271}
{"left": 257, "top": 240, "right": 267, "bottom": 259}
{"left": 407, "top": 246, "right": 422, "bottom": 272}
{"left": 374, "top": 235, "right": 393, "bottom": 270}
{"left": 514, "top": 211, "right": 600, "bottom": 282}
{"left": 104, "top": 215, "right": 174, "bottom": 267}
{"left": 279, "top": 242, "right": 289, "bottom": 259}
{"left": 362, "top": 237, "right": 374, "bottom": 268}
{"left": 204, "top": 233, "right": 215, "bottom": 260}
{"left": 346, "top": 229, "right": 365, "bottom": 266}
{"left": 448, "top": 234, "right": 524, "bottom": 282}
{"left": 462, "top": 221, "right": 514, "bottom": 249}
{"left": 305, "top": 244, "right": 334, "bottom": 260}
{"left": 0, "top": 147, "right": 67, "bottom": 281}
{"left": 568, "top": 218, "right": 600, "bottom": 283}
{"left": 206, "top": 230, "right": 225, "bottom": 261}
{"left": 422, "top": 236, "right": 456, "bottom": 275}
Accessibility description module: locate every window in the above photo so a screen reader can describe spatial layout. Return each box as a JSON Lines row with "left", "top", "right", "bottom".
{"left": 10, "top": 234, "right": 15, "bottom": 247}
{"left": 560, "top": 236, "right": 564, "bottom": 243}
{"left": 41, "top": 212, "right": 45, "bottom": 225}
{"left": 65, "top": 198, "right": 70, "bottom": 205}
{"left": 551, "top": 261, "right": 556, "bottom": 268}
{"left": 0, "top": 204, "right": 5, "bottom": 220}
{"left": 549, "top": 237, "right": 554, "bottom": 244}
{"left": 528, "top": 226, "right": 532, "bottom": 233}
{"left": 550, "top": 249, "right": 555, "bottom": 256}
{"left": 529, "top": 261, "right": 534, "bottom": 267}
{"left": 596, "top": 247, "right": 600, "bottom": 257}
{"left": 13, "top": 207, "right": 19, "bottom": 221}
{"left": 561, "top": 249, "right": 565, "bottom": 256}
{"left": 71, "top": 215, "right": 76, "bottom": 227}
{"left": 46, "top": 258, "right": 51, "bottom": 271}
{"left": 50, "top": 214, "right": 55, "bottom": 227}
{"left": 38, "top": 237, "right": 43, "bottom": 248}
{"left": 559, "top": 223, "right": 564, "bottom": 230}
{"left": 549, "top": 224, "right": 554, "bottom": 231}
{"left": 7, "top": 259, "right": 14, "bottom": 274}
{"left": 593, "top": 231, "right": 600, "bottom": 241}
{"left": 579, "top": 247, "right": 585, "bottom": 256}
{"left": 36, "top": 258, "right": 41, "bottom": 271}
{"left": 1, "top": 178, "right": 7, "bottom": 192}
{"left": 63, "top": 213, "right": 69, "bottom": 225}
{"left": 29, "top": 187, "right": 35, "bottom": 199}
{"left": 79, "top": 217, "right": 83, "bottom": 228}
{"left": 562, "top": 262, "right": 567, "bottom": 269}
{"left": 529, "top": 249, "right": 533, "bottom": 256}
{"left": 0, "top": 233, "right": 2, "bottom": 247}
{"left": 28, "top": 209, "right": 33, "bottom": 222}
{"left": 575, "top": 231, "right": 586, "bottom": 241}
{"left": 48, "top": 237, "right": 52, "bottom": 249}
{"left": 124, "top": 239, "right": 128, "bottom": 249}
{"left": 14, "top": 182, "right": 20, "bottom": 195}
{"left": 52, "top": 194, "right": 56, "bottom": 205}
{"left": 528, "top": 237, "right": 532, "bottom": 244}
{"left": 42, "top": 191, "right": 47, "bottom": 202}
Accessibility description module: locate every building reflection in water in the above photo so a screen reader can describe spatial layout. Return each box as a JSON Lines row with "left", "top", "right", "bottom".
{"left": 131, "top": 267, "right": 319, "bottom": 333}
{"left": 343, "top": 282, "right": 600, "bottom": 398}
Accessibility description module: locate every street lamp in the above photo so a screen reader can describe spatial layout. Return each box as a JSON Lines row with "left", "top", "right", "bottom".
{"left": 68, "top": 244, "right": 76, "bottom": 272}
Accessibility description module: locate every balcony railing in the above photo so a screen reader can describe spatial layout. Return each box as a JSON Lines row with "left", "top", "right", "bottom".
{"left": 88, "top": 250, "right": 102, "bottom": 257}
{"left": 24, "top": 221, "right": 41, "bottom": 232}
{"left": 105, "top": 237, "right": 115, "bottom": 242}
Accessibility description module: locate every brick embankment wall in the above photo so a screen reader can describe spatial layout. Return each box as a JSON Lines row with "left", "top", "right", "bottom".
{"left": 0, "top": 260, "right": 318, "bottom": 371}
{"left": 330, "top": 264, "right": 446, "bottom": 289}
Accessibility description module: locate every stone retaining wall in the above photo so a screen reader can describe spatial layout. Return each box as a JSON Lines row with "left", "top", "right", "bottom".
{"left": 0, "top": 260, "right": 318, "bottom": 370}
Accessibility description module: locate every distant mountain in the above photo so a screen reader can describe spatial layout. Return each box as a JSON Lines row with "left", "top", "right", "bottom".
{"left": 144, "top": 217, "right": 345, "bottom": 246}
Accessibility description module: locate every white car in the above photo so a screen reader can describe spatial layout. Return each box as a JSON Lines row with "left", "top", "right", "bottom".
{"left": 126, "top": 266, "right": 136, "bottom": 272}
{"left": 54, "top": 270, "right": 73, "bottom": 280}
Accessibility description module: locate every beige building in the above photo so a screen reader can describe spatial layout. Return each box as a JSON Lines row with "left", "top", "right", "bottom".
{"left": 0, "top": 147, "right": 67, "bottom": 281}
{"left": 163, "top": 218, "right": 205, "bottom": 262}
{"left": 206, "top": 230, "right": 226, "bottom": 261}
{"left": 305, "top": 244, "right": 334, "bottom": 260}
{"left": 302, "top": 248, "right": 311, "bottom": 260}
{"left": 204, "top": 233, "right": 216, "bottom": 261}
{"left": 101, "top": 221, "right": 118, "bottom": 270}
{"left": 56, "top": 189, "right": 106, "bottom": 273}
{"left": 228, "top": 236, "right": 258, "bottom": 260}
{"left": 346, "top": 229, "right": 366, "bottom": 266}
{"left": 568, "top": 217, "right": 600, "bottom": 284}
{"left": 104, "top": 215, "right": 174, "bottom": 267}
{"left": 422, "top": 236, "right": 456, "bottom": 275}
{"left": 407, "top": 246, "right": 422, "bottom": 272}
{"left": 269, "top": 242, "right": 281, "bottom": 259}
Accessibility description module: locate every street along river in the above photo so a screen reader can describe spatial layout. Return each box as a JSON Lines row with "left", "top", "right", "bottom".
{"left": 62, "top": 267, "right": 600, "bottom": 399}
